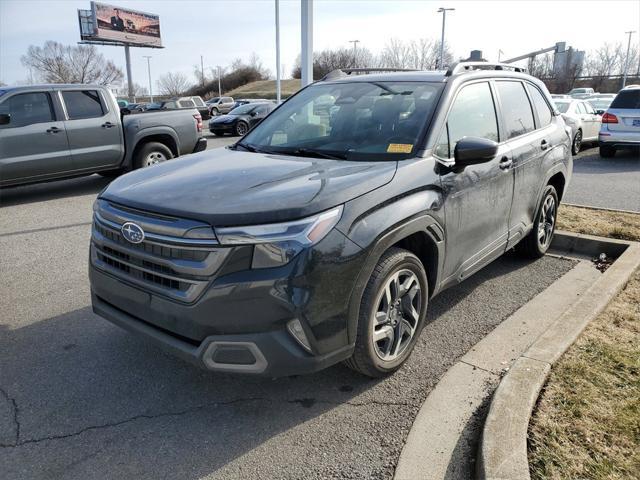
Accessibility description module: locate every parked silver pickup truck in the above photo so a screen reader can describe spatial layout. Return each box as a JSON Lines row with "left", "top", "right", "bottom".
{"left": 0, "top": 84, "right": 206, "bottom": 188}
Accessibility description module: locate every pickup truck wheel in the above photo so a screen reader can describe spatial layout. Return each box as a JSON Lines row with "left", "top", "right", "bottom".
{"left": 235, "top": 121, "right": 248, "bottom": 136}
{"left": 516, "top": 185, "right": 558, "bottom": 258}
{"left": 571, "top": 129, "right": 582, "bottom": 155}
{"left": 344, "top": 248, "right": 428, "bottom": 378}
{"left": 599, "top": 145, "right": 616, "bottom": 158}
{"left": 134, "top": 142, "right": 173, "bottom": 169}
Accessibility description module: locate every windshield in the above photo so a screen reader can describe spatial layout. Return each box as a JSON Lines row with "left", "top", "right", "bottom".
{"left": 588, "top": 99, "right": 611, "bottom": 110}
{"left": 230, "top": 103, "right": 260, "bottom": 115}
{"left": 554, "top": 102, "right": 571, "bottom": 113}
{"left": 239, "top": 81, "right": 443, "bottom": 161}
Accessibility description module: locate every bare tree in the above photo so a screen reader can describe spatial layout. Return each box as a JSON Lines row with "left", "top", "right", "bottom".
{"left": 528, "top": 52, "right": 554, "bottom": 78}
{"left": 584, "top": 42, "right": 623, "bottom": 77}
{"left": 21, "top": 41, "right": 123, "bottom": 85}
{"left": 380, "top": 38, "right": 452, "bottom": 70}
{"left": 131, "top": 82, "right": 148, "bottom": 97}
{"left": 156, "top": 72, "right": 190, "bottom": 96}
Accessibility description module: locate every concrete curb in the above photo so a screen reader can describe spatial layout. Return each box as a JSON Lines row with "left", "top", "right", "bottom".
{"left": 393, "top": 231, "right": 640, "bottom": 480}
{"left": 562, "top": 202, "right": 640, "bottom": 215}
{"left": 477, "top": 234, "right": 640, "bottom": 480}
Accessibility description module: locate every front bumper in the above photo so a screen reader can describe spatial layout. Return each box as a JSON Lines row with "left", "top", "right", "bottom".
{"left": 193, "top": 137, "right": 207, "bottom": 153}
{"left": 92, "top": 290, "right": 353, "bottom": 376}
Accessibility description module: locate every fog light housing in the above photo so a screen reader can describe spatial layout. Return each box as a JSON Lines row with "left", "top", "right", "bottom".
{"left": 287, "top": 318, "right": 312, "bottom": 353}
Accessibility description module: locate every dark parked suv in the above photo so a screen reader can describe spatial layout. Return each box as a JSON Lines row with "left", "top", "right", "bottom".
{"left": 90, "top": 63, "right": 572, "bottom": 377}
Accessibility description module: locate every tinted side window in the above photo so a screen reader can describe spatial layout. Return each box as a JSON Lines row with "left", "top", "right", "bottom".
{"left": 583, "top": 102, "right": 595, "bottom": 114}
{"left": 576, "top": 103, "right": 586, "bottom": 114}
{"left": 434, "top": 82, "right": 499, "bottom": 159}
{"left": 611, "top": 90, "right": 640, "bottom": 109}
{"left": 0, "top": 92, "right": 54, "bottom": 127}
{"left": 527, "top": 85, "right": 552, "bottom": 127}
{"left": 496, "top": 81, "right": 535, "bottom": 139}
{"left": 62, "top": 90, "right": 104, "bottom": 120}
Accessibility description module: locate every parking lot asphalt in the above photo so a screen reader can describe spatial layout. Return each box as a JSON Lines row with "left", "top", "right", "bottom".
{"left": 564, "top": 146, "right": 640, "bottom": 212}
{"left": 0, "top": 158, "right": 577, "bottom": 479}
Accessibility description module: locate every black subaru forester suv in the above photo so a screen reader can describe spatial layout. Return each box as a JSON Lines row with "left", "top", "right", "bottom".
{"left": 90, "top": 63, "right": 572, "bottom": 378}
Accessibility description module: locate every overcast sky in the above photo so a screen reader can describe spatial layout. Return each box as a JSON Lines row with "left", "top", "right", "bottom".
{"left": 1, "top": 0, "right": 639, "bottom": 88}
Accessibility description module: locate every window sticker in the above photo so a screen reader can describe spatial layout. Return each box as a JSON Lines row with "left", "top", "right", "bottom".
{"left": 387, "top": 143, "right": 413, "bottom": 153}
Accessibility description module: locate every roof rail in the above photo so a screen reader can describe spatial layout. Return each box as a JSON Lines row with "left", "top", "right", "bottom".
{"left": 321, "top": 67, "right": 418, "bottom": 81}
{"left": 445, "top": 62, "right": 528, "bottom": 77}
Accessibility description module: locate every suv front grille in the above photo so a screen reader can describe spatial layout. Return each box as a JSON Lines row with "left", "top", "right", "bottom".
{"left": 91, "top": 203, "right": 230, "bottom": 303}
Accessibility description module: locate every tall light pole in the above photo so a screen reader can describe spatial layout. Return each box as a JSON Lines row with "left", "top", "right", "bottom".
{"left": 200, "top": 55, "right": 205, "bottom": 87}
{"left": 437, "top": 7, "right": 455, "bottom": 69}
{"left": 143, "top": 56, "right": 153, "bottom": 103}
{"left": 216, "top": 66, "right": 222, "bottom": 97}
{"left": 349, "top": 39, "right": 360, "bottom": 67}
{"left": 622, "top": 30, "right": 637, "bottom": 88}
{"left": 498, "top": 49, "right": 504, "bottom": 62}
{"left": 301, "top": 0, "right": 313, "bottom": 86}
{"left": 275, "top": 0, "right": 281, "bottom": 104}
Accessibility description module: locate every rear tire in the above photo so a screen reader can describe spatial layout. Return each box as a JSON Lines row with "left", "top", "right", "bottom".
{"left": 235, "top": 121, "right": 249, "bottom": 136}
{"left": 516, "top": 185, "right": 558, "bottom": 258}
{"left": 133, "top": 142, "right": 173, "bottom": 170}
{"left": 599, "top": 145, "right": 616, "bottom": 158}
{"left": 344, "top": 248, "right": 428, "bottom": 378}
{"left": 571, "top": 130, "right": 582, "bottom": 155}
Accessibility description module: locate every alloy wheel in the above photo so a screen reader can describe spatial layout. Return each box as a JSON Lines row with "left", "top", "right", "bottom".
{"left": 573, "top": 130, "right": 582, "bottom": 153}
{"left": 371, "top": 269, "right": 422, "bottom": 361}
{"left": 537, "top": 194, "right": 556, "bottom": 249}
{"left": 237, "top": 122, "right": 248, "bottom": 136}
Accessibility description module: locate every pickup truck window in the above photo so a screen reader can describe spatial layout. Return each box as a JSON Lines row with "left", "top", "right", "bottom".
{"left": 496, "top": 81, "right": 535, "bottom": 139}
{"left": 62, "top": 90, "right": 105, "bottom": 120}
{"left": 0, "top": 92, "right": 54, "bottom": 128}
{"left": 434, "top": 82, "right": 499, "bottom": 159}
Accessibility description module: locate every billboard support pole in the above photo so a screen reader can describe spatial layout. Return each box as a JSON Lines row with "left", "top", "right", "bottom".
{"left": 301, "top": 0, "right": 313, "bottom": 87}
{"left": 124, "top": 44, "right": 134, "bottom": 102}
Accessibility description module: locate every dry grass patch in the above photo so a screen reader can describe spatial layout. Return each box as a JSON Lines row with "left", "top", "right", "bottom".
{"left": 225, "top": 79, "right": 301, "bottom": 100}
{"left": 528, "top": 270, "right": 640, "bottom": 479}
{"left": 557, "top": 204, "right": 640, "bottom": 242}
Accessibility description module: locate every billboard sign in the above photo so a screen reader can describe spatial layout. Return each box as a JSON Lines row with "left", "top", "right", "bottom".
{"left": 86, "top": 2, "right": 162, "bottom": 47}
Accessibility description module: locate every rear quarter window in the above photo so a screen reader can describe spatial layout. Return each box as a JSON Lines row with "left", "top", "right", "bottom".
{"left": 527, "top": 84, "right": 552, "bottom": 127}
{"left": 610, "top": 90, "right": 640, "bottom": 109}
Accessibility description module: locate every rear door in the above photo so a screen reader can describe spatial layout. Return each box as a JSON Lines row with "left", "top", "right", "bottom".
{"left": 437, "top": 81, "right": 514, "bottom": 282}
{"left": 0, "top": 90, "right": 72, "bottom": 185}
{"left": 61, "top": 89, "right": 123, "bottom": 171}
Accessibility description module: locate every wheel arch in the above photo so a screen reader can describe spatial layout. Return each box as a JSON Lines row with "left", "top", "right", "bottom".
{"left": 131, "top": 134, "right": 178, "bottom": 165}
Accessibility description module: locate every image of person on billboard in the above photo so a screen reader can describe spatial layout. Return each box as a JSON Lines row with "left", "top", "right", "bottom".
{"left": 110, "top": 8, "right": 125, "bottom": 31}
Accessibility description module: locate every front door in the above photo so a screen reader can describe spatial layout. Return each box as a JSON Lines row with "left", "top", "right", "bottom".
{"left": 60, "top": 89, "right": 123, "bottom": 171}
{"left": 436, "top": 81, "right": 514, "bottom": 283}
{"left": 0, "top": 91, "right": 72, "bottom": 185}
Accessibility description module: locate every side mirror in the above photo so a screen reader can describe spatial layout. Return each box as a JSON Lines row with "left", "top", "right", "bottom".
{"left": 0, "top": 113, "right": 10, "bottom": 125}
{"left": 250, "top": 111, "right": 257, "bottom": 117}
{"left": 120, "top": 108, "right": 131, "bottom": 115}
{"left": 454, "top": 137, "right": 499, "bottom": 166}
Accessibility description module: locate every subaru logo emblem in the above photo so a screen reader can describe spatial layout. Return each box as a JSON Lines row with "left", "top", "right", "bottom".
{"left": 121, "top": 222, "right": 145, "bottom": 244}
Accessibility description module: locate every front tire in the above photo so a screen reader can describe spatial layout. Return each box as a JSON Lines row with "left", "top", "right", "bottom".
{"left": 599, "top": 145, "right": 616, "bottom": 158}
{"left": 344, "top": 248, "right": 428, "bottom": 378}
{"left": 517, "top": 185, "right": 558, "bottom": 258}
{"left": 571, "top": 129, "right": 582, "bottom": 155}
{"left": 133, "top": 142, "right": 173, "bottom": 169}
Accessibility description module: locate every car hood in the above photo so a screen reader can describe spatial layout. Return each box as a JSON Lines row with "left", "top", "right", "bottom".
{"left": 100, "top": 148, "right": 397, "bottom": 226}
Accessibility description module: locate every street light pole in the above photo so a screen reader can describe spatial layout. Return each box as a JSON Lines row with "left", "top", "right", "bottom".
{"left": 301, "top": 0, "right": 313, "bottom": 86}
{"left": 622, "top": 30, "right": 637, "bottom": 88}
{"left": 275, "top": 0, "right": 281, "bottom": 104}
{"left": 349, "top": 40, "right": 360, "bottom": 67}
{"left": 200, "top": 55, "right": 205, "bottom": 87}
{"left": 437, "top": 7, "right": 455, "bottom": 69}
{"left": 143, "top": 55, "right": 153, "bottom": 103}
{"left": 216, "top": 66, "right": 222, "bottom": 97}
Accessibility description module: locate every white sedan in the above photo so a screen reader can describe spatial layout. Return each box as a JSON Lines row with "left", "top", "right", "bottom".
{"left": 554, "top": 99, "right": 602, "bottom": 155}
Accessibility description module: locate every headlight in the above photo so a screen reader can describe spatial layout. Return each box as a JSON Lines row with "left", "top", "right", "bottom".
{"left": 216, "top": 206, "right": 343, "bottom": 268}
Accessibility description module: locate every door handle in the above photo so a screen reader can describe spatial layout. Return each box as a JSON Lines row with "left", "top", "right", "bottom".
{"left": 540, "top": 139, "right": 549, "bottom": 151}
{"left": 46, "top": 126, "right": 61, "bottom": 133}
{"left": 102, "top": 122, "right": 116, "bottom": 128}
{"left": 499, "top": 156, "right": 512, "bottom": 170}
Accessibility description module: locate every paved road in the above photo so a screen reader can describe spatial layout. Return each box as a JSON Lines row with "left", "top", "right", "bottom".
{"left": 0, "top": 160, "right": 576, "bottom": 479}
{"left": 564, "top": 145, "right": 640, "bottom": 212}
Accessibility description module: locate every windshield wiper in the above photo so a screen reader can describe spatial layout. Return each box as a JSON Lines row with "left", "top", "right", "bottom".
{"left": 234, "top": 142, "right": 274, "bottom": 154}
{"left": 291, "top": 148, "right": 349, "bottom": 160}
